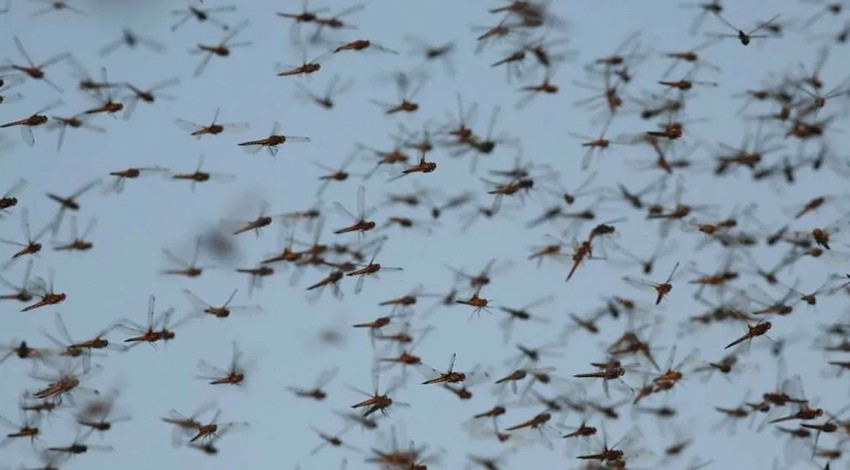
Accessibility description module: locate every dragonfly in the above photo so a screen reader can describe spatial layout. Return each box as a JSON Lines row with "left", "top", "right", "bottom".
{"left": 45, "top": 179, "right": 101, "bottom": 236}
{"left": 182, "top": 288, "right": 262, "bottom": 320}
{"left": 170, "top": 154, "right": 236, "bottom": 192}
{"left": 53, "top": 216, "right": 96, "bottom": 252}
{"left": 195, "top": 341, "right": 252, "bottom": 386}
{"left": 191, "top": 19, "right": 252, "bottom": 77}
{"left": 46, "top": 112, "right": 106, "bottom": 152}
{"left": 0, "top": 99, "right": 62, "bottom": 147}
{"left": 286, "top": 367, "right": 339, "bottom": 401}
{"left": 417, "top": 353, "right": 483, "bottom": 385}
{"left": 171, "top": 2, "right": 237, "bottom": 31}
{"left": 118, "top": 295, "right": 190, "bottom": 348}
{"left": 0, "top": 257, "right": 35, "bottom": 302}
{"left": 237, "top": 121, "right": 311, "bottom": 157}
{"left": 622, "top": 262, "right": 683, "bottom": 305}
{"left": 0, "top": 36, "right": 71, "bottom": 92}
{"left": 1, "top": 208, "right": 52, "bottom": 267}
{"left": 161, "top": 238, "right": 212, "bottom": 278}
{"left": 333, "top": 185, "right": 378, "bottom": 238}
{"left": 0, "top": 178, "right": 26, "bottom": 216}
{"left": 176, "top": 107, "right": 250, "bottom": 138}
{"left": 99, "top": 28, "right": 165, "bottom": 56}
{"left": 21, "top": 272, "right": 66, "bottom": 313}
{"left": 345, "top": 240, "right": 402, "bottom": 295}
{"left": 161, "top": 401, "right": 217, "bottom": 447}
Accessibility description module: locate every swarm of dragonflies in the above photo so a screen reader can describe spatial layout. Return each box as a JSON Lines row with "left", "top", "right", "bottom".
{"left": 5, "top": 1, "right": 850, "bottom": 470}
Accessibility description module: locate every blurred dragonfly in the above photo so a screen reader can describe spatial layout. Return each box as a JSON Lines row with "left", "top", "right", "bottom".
{"left": 176, "top": 107, "right": 249, "bottom": 138}
{"left": 191, "top": 19, "right": 252, "bottom": 77}
{"left": 0, "top": 36, "right": 70, "bottom": 92}
{"left": 182, "top": 288, "right": 262, "bottom": 320}
{"left": 99, "top": 28, "right": 165, "bottom": 56}
{"left": 170, "top": 154, "right": 236, "bottom": 192}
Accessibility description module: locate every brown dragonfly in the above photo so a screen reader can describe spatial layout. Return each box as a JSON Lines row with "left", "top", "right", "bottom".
{"left": 286, "top": 366, "right": 339, "bottom": 401}
{"left": 182, "top": 288, "right": 262, "bottom": 320}
{"left": 195, "top": 341, "right": 253, "bottom": 386}
{"left": 176, "top": 107, "right": 250, "bottom": 138}
{"left": 1, "top": 208, "right": 52, "bottom": 266}
{"left": 118, "top": 295, "right": 190, "bottom": 349}
{"left": 191, "top": 19, "right": 252, "bottom": 77}
{"left": 21, "top": 272, "right": 66, "bottom": 313}
{"left": 45, "top": 179, "right": 100, "bottom": 236}
{"left": 170, "top": 154, "right": 236, "bottom": 192}
{"left": 0, "top": 99, "right": 62, "bottom": 147}
{"left": 237, "top": 121, "right": 311, "bottom": 157}
{"left": 1, "top": 36, "right": 70, "bottom": 92}
{"left": 0, "top": 178, "right": 26, "bottom": 216}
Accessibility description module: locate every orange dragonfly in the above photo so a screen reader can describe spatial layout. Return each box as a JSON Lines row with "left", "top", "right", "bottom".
{"left": 417, "top": 352, "right": 482, "bottom": 385}
{"left": 118, "top": 295, "right": 188, "bottom": 348}
{"left": 1, "top": 36, "right": 70, "bottom": 92}
{"left": 195, "top": 341, "right": 252, "bottom": 386}
{"left": 29, "top": 358, "right": 98, "bottom": 402}
{"left": 349, "top": 371, "right": 408, "bottom": 418}
{"left": 21, "top": 273, "right": 66, "bottom": 313}
{"left": 622, "top": 261, "right": 682, "bottom": 305}
{"left": 276, "top": 45, "right": 331, "bottom": 78}
{"left": 161, "top": 237, "right": 212, "bottom": 278}
{"left": 333, "top": 185, "right": 378, "bottom": 238}
{"left": 191, "top": 19, "right": 252, "bottom": 77}
{"left": 725, "top": 319, "right": 772, "bottom": 350}
{"left": 175, "top": 107, "right": 250, "bottom": 138}
{"left": 0, "top": 407, "right": 41, "bottom": 447}
{"left": 237, "top": 121, "right": 311, "bottom": 157}
{"left": 286, "top": 366, "right": 339, "bottom": 401}
{"left": 53, "top": 216, "right": 96, "bottom": 252}
{"left": 82, "top": 68, "right": 123, "bottom": 116}
{"left": 1, "top": 208, "right": 52, "bottom": 264}
{"left": 106, "top": 166, "right": 169, "bottom": 194}
{"left": 352, "top": 312, "right": 409, "bottom": 347}
{"left": 161, "top": 401, "right": 217, "bottom": 447}
{"left": 41, "top": 312, "right": 123, "bottom": 372}
{"left": 306, "top": 269, "right": 345, "bottom": 300}
{"left": 345, "top": 245, "right": 402, "bottom": 294}
{"left": 183, "top": 288, "right": 262, "bottom": 320}
{"left": 170, "top": 154, "right": 236, "bottom": 192}
{"left": 371, "top": 71, "right": 426, "bottom": 115}
{"left": 1, "top": 99, "right": 62, "bottom": 147}
{"left": 276, "top": 0, "right": 328, "bottom": 43}
{"left": 333, "top": 39, "right": 399, "bottom": 55}
{"left": 186, "top": 409, "right": 249, "bottom": 446}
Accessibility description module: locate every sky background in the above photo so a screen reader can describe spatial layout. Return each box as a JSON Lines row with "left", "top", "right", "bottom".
{"left": 2, "top": 0, "right": 850, "bottom": 469}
